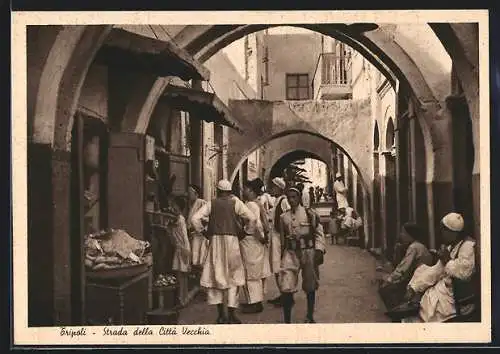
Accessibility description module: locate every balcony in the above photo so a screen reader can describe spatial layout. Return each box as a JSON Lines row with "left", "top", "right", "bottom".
{"left": 312, "top": 53, "right": 352, "bottom": 101}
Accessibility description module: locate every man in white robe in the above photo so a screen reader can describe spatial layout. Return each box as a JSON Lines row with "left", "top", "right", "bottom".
{"left": 239, "top": 179, "right": 272, "bottom": 313}
{"left": 187, "top": 184, "right": 208, "bottom": 269}
{"left": 191, "top": 179, "right": 257, "bottom": 324}
{"left": 266, "top": 177, "right": 291, "bottom": 306}
{"left": 404, "top": 212, "right": 477, "bottom": 322}
{"left": 334, "top": 172, "right": 349, "bottom": 210}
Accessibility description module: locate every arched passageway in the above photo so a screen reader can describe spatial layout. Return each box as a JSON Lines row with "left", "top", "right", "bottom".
{"left": 24, "top": 19, "right": 481, "bottom": 326}
{"left": 267, "top": 150, "right": 328, "bottom": 184}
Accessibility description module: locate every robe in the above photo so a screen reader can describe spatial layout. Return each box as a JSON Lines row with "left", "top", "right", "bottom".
{"left": 188, "top": 198, "right": 209, "bottom": 266}
{"left": 170, "top": 215, "right": 191, "bottom": 273}
{"left": 239, "top": 201, "right": 272, "bottom": 304}
{"left": 191, "top": 196, "right": 257, "bottom": 290}
{"left": 418, "top": 237, "right": 476, "bottom": 322}
{"left": 334, "top": 180, "right": 349, "bottom": 209}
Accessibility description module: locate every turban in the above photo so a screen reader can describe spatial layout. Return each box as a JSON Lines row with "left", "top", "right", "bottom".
{"left": 441, "top": 212, "right": 464, "bottom": 232}
{"left": 217, "top": 179, "right": 232, "bottom": 191}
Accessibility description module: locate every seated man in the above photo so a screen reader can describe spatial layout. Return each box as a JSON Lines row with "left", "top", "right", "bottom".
{"left": 400, "top": 212, "right": 477, "bottom": 323}
{"left": 379, "top": 222, "right": 434, "bottom": 310}
{"left": 340, "top": 207, "right": 363, "bottom": 245}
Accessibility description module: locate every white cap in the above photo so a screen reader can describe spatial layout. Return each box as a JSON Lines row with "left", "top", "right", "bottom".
{"left": 336, "top": 172, "right": 342, "bottom": 178}
{"left": 441, "top": 212, "right": 464, "bottom": 232}
{"left": 272, "top": 177, "right": 286, "bottom": 190}
{"left": 217, "top": 179, "right": 232, "bottom": 191}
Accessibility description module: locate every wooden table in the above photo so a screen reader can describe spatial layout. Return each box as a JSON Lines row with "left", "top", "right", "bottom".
{"left": 85, "top": 267, "right": 153, "bottom": 325}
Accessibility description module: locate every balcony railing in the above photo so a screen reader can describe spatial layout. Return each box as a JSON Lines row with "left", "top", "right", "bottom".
{"left": 312, "top": 52, "right": 352, "bottom": 100}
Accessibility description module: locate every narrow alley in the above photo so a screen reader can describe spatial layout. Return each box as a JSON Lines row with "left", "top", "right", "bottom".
{"left": 179, "top": 243, "right": 389, "bottom": 324}
{"left": 22, "top": 20, "right": 484, "bottom": 336}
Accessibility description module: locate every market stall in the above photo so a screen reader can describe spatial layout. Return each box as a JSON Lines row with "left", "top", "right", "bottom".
{"left": 84, "top": 229, "right": 153, "bottom": 325}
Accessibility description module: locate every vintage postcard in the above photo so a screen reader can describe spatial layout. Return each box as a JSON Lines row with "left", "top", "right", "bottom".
{"left": 11, "top": 9, "right": 491, "bottom": 346}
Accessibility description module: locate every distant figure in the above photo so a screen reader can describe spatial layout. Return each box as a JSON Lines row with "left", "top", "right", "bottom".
{"left": 308, "top": 187, "right": 316, "bottom": 206}
{"left": 302, "top": 185, "right": 311, "bottom": 208}
{"left": 296, "top": 183, "right": 305, "bottom": 206}
{"left": 314, "top": 186, "right": 321, "bottom": 203}
{"left": 334, "top": 172, "right": 349, "bottom": 209}
{"left": 318, "top": 188, "right": 324, "bottom": 202}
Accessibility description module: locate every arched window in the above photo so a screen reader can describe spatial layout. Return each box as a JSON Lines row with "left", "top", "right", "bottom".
{"left": 374, "top": 122, "right": 380, "bottom": 151}
{"left": 386, "top": 118, "right": 395, "bottom": 151}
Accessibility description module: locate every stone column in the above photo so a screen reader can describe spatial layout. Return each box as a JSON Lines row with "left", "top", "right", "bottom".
{"left": 190, "top": 80, "right": 204, "bottom": 192}
{"left": 353, "top": 170, "right": 358, "bottom": 212}
{"left": 28, "top": 143, "right": 73, "bottom": 326}
{"left": 347, "top": 159, "right": 354, "bottom": 207}
{"left": 447, "top": 95, "right": 475, "bottom": 235}
{"left": 409, "top": 116, "right": 418, "bottom": 221}
{"left": 428, "top": 107, "right": 455, "bottom": 247}
{"left": 363, "top": 187, "right": 371, "bottom": 249}
{"left": 372, "top": 151, "right": 382, "bottom": 249}
{"left": 107, "top": 132, "right": 145, "bottom": 240}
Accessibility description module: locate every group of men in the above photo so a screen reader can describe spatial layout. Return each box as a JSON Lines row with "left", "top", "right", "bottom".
{"left": 189, "top": 177, "right": 327, "bottom": 324}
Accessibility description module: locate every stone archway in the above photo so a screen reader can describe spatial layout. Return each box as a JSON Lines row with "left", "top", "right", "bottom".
{"left": 29, "top": 23, "right": 480, "bottom": 162}
{"left": 26, "top": 21, "right": 481, "bottom": 326}
{"left": 267, "top": 149, "right": 330, "bottom": 185}
{"left": 29, "top": 25, "right": 113, "bottom": 151}
{"left": 229, "top": 129, "right": 369, "bottom": 197}
{"left": 226, "top": 99, "right": 374, "bottom": 187}
{"left": 257, "top": 132, "right": 335, "bottom": 184}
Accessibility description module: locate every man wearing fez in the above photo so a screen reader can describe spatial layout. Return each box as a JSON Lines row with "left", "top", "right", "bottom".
{"left": 191, "top": 179, "right": 257, "bottom": 324}
{"left": 278, "top": 186, "right": 326, "bottom": 323}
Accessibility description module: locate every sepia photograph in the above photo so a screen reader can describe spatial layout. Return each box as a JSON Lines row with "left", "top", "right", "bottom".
{"left": 11, "top": 10, "right": 491, "bottom": 345}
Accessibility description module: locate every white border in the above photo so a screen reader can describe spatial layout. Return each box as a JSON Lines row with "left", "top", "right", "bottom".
{"left": 11, "top": 10, "right": 491, "bottom": 345}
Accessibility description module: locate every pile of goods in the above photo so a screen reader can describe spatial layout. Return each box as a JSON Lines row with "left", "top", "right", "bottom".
{"left": 154, "top": 274, "right": 177, "bottom": 287}
{"left": 84, "top": 229, "right": 153, "bottom": 271}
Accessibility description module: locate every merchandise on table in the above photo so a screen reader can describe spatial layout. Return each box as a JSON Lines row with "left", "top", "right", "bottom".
{"left": 84, "top": 229, "right": 153, "bottom": 272}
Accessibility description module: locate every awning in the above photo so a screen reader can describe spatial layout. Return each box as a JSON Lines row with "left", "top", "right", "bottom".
{"left": 161, "top": 85, "right": 244, "bottom": 133}
{"left": 94, "top": 28, "right": 210, "bottom": 82}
